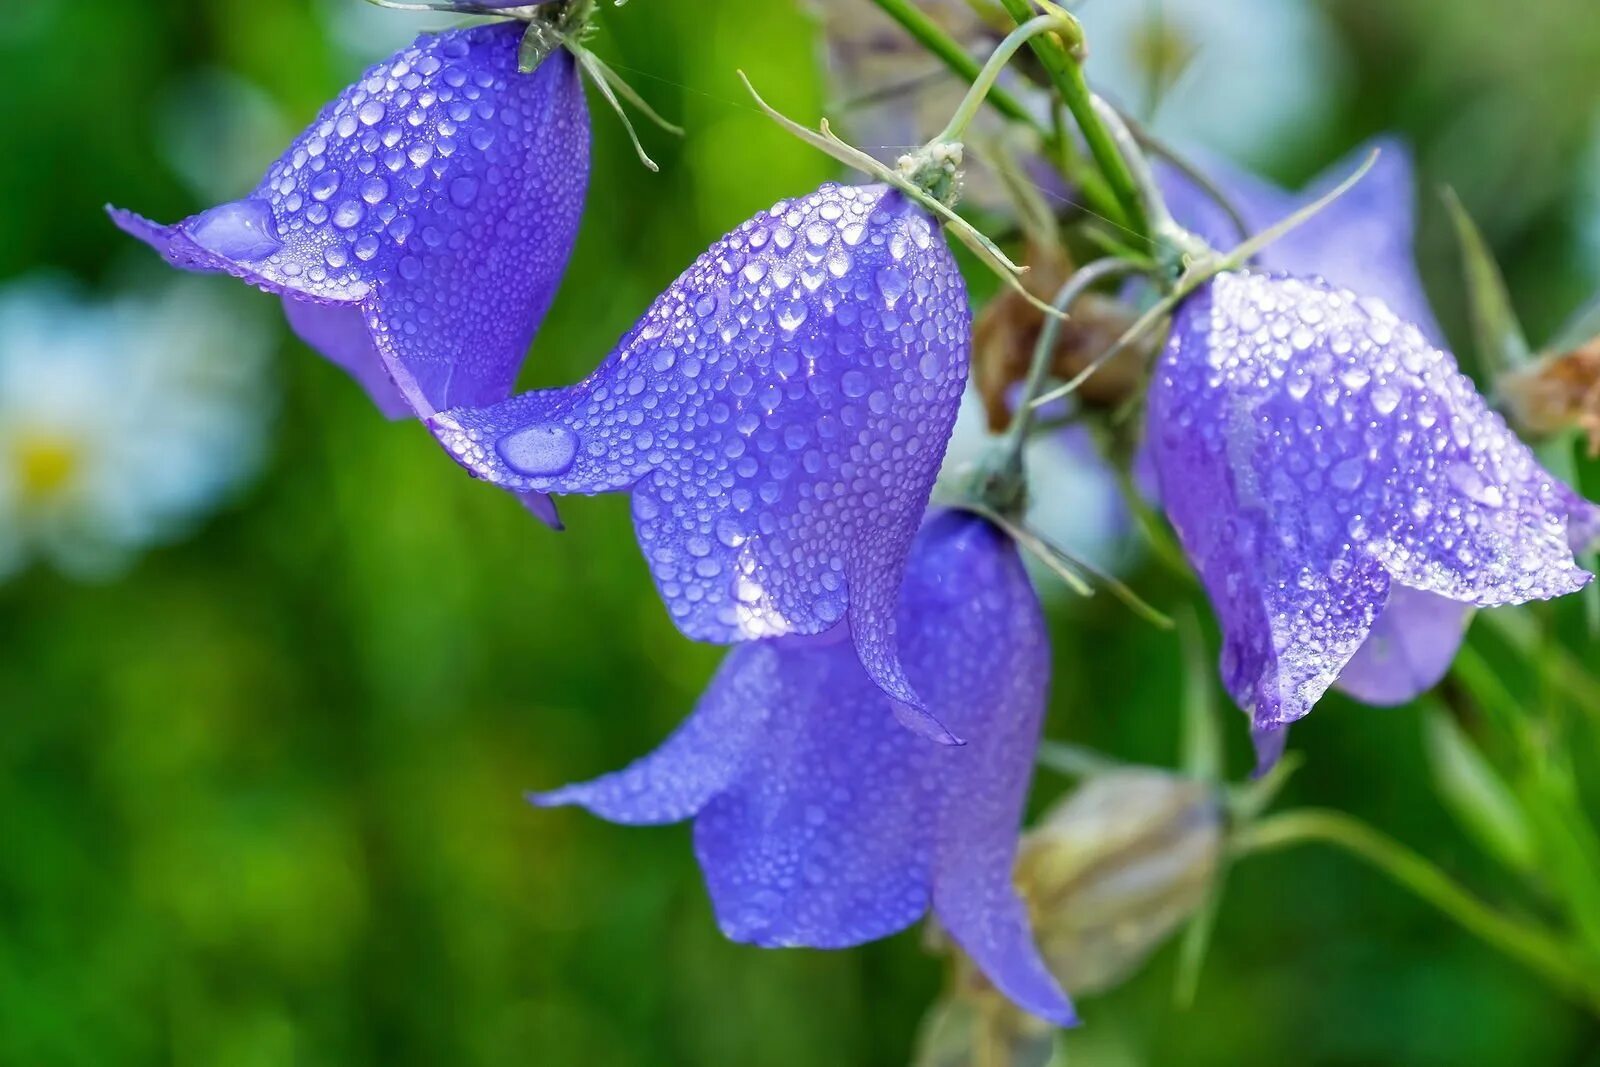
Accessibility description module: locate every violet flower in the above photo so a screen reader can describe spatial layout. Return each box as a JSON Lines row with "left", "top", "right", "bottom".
{"left": 1149, "top": 269, "right": 1600, "bottom": 767}
{"left": 111, "top": 23, "right": 589, "bottom": 525}
{"left": 1162, "top": 140, "right": 1490, "bottom": 707}
{"left": 535, "top": 509, "right": 1074, "bottom": 1025}
{"left": 429, "top": 183, "right": 970, "bottom": 719}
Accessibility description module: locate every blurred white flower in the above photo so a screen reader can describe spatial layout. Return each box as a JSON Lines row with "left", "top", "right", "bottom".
{"left": 939, "top": 389, "right": 1133, "bottom": 594}
{"left": 1074, "top": 0, "right": 1348, "bottom": 168}
{"left": 0, "top": 277, "right": 273, "bottom": 581}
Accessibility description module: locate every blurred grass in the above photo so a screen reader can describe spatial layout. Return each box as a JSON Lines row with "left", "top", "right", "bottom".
{"left": 1, "top": 0, "right": 1599, "bottom": 1064}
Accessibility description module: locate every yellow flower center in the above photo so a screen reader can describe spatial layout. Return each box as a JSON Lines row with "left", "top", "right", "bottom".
{"left": 12, "top": 432, "right": 81, "bottom": 501}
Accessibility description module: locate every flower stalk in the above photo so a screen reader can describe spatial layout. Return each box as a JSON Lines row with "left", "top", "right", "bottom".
{"left": 1235, "top": 808, "right": 1600, "bottom": 1016}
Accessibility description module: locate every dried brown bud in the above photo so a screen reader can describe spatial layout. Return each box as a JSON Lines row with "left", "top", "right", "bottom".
{"left": 972, "top": 247, "right": 1151, "bottom": 431}
{"left": 1498, "top": 340, "right": 1600, "bottom": 456}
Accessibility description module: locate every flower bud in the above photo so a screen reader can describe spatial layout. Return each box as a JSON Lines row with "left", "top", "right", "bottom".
{"left": 1498, "top": 340, "right": 1600, "bottom": 456}
{"left": 1015, "top": 769, "right": 1223, "bottom": 996}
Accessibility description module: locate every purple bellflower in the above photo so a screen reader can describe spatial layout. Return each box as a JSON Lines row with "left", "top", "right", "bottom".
{"left": 535, "top": 509, "right": 1075, "bottom": 1025}
{"left": 428, "top": 182, "right": 970, "bottom": 721}
{"left": 111, "top": 23, "right": 590, "bottom": 525}
{"left": 1149, "top": 270, "right": 1600, "bottom": 768}
{"left": 1160, "top": 141, "right": 1490, "bottom": 708}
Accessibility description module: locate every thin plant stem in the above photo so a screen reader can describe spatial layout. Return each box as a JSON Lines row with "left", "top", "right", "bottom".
{"left": 1002, "top": 257, "right": 1140, "bottom": 459}
{"left": 992, "top": 0, "right": 1148, "bottom": 238}
{"left": 866, "top": 0, "right": 1045, "bottom": 137}
{"left": 1235, "top": 808, "right": 1600, "bottom": 1015}
{"left": 936, "top": 15, "right": 1066, "bottom": 144}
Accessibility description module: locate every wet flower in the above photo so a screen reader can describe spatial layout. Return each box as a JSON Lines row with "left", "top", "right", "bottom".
{"left": 0, "top": 277, "right": 271, "bottom": 580}
{"left": 1149, "top": 270, "right": 1600, "bottom": 767}
{"left": 1077, "top": 0, "right": 1346, "bottom": 167}
{"left": 429, "top": 183, "right": 970, "bottom": 715}
{"left": 533, "top": 510, "right": 1075, "bottom": 1025}
{"left": 1161, "top": 139, "right": 1492, "bottom": 707}
{"left": 111, "top": 22, "right": 590, "bottom": 523}
{"left": 917, "top": 770, "right": 1221, "bottom": 1066}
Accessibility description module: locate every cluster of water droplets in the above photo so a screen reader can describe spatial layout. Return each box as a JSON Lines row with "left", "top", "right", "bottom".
{"left": 1151, "top": 270, "right": 1595, "bottom": 733}
{"left": 432, "top": 183, "right": 970, "bottom": 667}
{"left": 132, "top": 23, "right": 588, "bottom": 414}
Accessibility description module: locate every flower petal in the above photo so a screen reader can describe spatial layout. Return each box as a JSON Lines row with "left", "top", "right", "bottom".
{"left": 111, "top": 24, "right": 589, "bottom": 420}
{"left": 430, "top": 183, "right": 970, "bottom": 702}
{"left": 1150, "top": 271, "right": 1594, "bottom": 761}
{"left": 538, "top": 512, "right": 1070, "bottom": 1022}
{"left": 1336, "top": 586, "right": 1472, "bottom": 706}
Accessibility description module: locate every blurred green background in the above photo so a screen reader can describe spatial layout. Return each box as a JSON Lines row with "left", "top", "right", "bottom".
{"left": 3, "top": 0, "right": 1600, "bottom": 1063}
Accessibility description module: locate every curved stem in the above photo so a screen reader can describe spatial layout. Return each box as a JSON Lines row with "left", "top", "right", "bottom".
{"left": 1002, "top": 257, "right": 1139, "bottom": 458}
{"left": 866, "top": 0, "right": 1046, "bottom": 138}
{"left": 1236, "top": 809, "right": 1600, "bottom": 1015}
{"left": 993, "top": 0, "right": 1148, "bottom": 239}
{"left": 935, "top": 15, "right": 1067, "bottom": 144}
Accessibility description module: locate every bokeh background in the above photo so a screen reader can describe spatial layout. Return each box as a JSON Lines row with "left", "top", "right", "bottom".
{"left": 4, "top": 0, "right": 1600, "bottom": 1063}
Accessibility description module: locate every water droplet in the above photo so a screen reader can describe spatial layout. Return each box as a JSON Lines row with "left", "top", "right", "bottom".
{"left": 776, "top": 300, "right": 808, "bottom": 331}
{"left": 310, "top": 171, "right": 342, "bottom": 202}
{"left": 497, "top": 425, "right": 579, "bottom": 477}
{"left": 333, "top": 200, "right": 366, "bottom": 230}
{"left": 186, "top": 198, "right": 282, "bottom": 261}
{"left": 449, "top": 175, "right": 480, "bottom": 207}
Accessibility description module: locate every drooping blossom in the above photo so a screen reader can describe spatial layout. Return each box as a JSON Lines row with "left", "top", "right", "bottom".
{"left": 1162, "top": 138, "right": 1487, "bottom": 705}
{"left": 1077, "top": 0, "right": 1346, "bottom": 168}
{"left": 429, "top": 183, "right": 970, "bottom": 716}
{"left": 0, "top": 277, "right": 271, "bottom": 580}
{"left": 1148, "top": 270, "right": 1600, "bottom": 767}
{"left": 111, "top": 22, "right": 589, "bottom": 524}
{"left": 534, "top": 510, "right": 1074, "bottom": 1025}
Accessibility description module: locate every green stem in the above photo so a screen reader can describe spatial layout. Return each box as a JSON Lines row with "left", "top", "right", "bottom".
{"left": 867, "top": 0, "right": 1043, "bottom": 136}
{"left": 993, "top": 0, "right": 1148, "bottom": 239}
{"left": 936, "top": 15, "right": 1066, "bottom": 144}
{"left": 866, "top": 0, "right": 1120, "bottom": 223}
{"left": 1002, "top": 257, "right": 1138, "bottom": 458}
{"left": 1236, "top": 809, "right": 1600, "bottom": 1015}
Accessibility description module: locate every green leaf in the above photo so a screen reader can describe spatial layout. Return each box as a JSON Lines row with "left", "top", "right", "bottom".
{"left": 1442, "top": 187, "right": 1533, "bottom": 375}
{"left": 1422, "top": 704, "right": 1537, "bottom": 876}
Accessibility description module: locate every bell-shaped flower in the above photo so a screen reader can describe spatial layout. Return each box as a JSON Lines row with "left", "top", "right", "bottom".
{"left": 1148, "top": 270, "right": 1600, "bottom": 767}
{"left": 531, "top": 510, "right": 1073, "bottom": 1025}
{"left": 111, "top": 23, "right": 589, "bottom": 522}
{"left": 429, "top": 182, "right": 970, "bottom": 709}
{"left": 1160, "top": 140, "right": 1499, "bottom": 707}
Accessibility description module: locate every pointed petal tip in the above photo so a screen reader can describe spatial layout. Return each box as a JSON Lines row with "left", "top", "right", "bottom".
{"left": 518, "top": 490, "right": 564, "bottom": 530}
{"left": 891, "top": 700, "right": 965, "bottom": 746}
{"left": 525, "top": 787, "right": 572, "bottom": 809}
{"left": 1250, "top": 724, "right": 1289, "bottom": 778}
